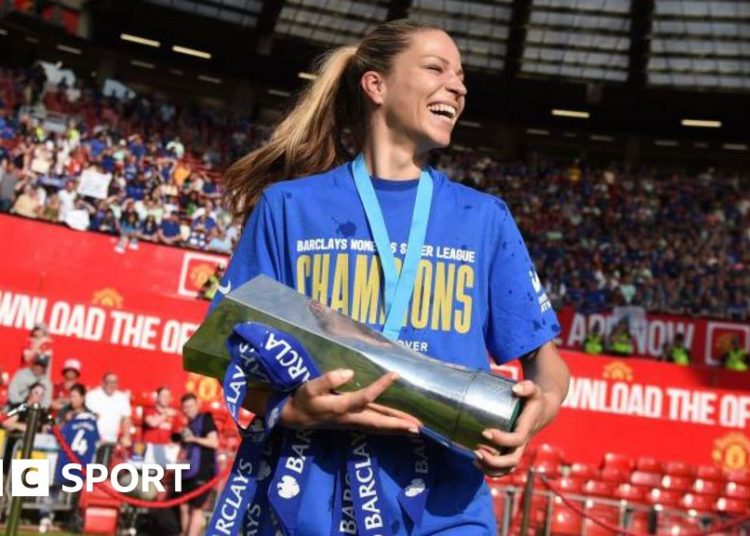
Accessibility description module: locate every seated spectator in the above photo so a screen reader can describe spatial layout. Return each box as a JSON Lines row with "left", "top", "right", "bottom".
{"left": 0, "top": 157, "right": 20, "bottom": 212}
{"left": 8, "top": 354, "right": 52, "bottom": 408}
{"left": 138, "top": 214, "right": 159, "bottom": 242}
{"left": 11, "top": 184, "right": 41, "bottom": 218}
{"left": 206, "top": 227, "right": 232, "bottom": 254}
{"left": 178, "top": 393, "right": 218, "bottom": 536}
{"left": 85, "top": 372, "right": 132, "bottom": 464}
{"left": 21, "top": 322, "right": 53, "bottom": 366}
{"left": 662, "top": 333, "right": 691, "bottom": 366}
{"left": 116, "top": 208, "right": 140, "bottom": 253}
{"left": 40, "top": 192, "right": 61, "bottom": 221}
{"left": 186, "top": 222, "right": 207, "bottom": 250}
{"left": 158, "top": 210, "right": 182, "bottom": 246}
{"left": 51, "top": 358, "right": 82, "bottom": 413}
{"left": 91, "top": 205, "right": 119, "bottom": 235}
{"left": 57, "top": 179, "right": 77, "bottom": 221}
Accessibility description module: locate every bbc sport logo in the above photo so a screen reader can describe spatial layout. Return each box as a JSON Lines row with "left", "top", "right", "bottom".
{"left": 0, "top": 460, "right": 189, "bottom": 497}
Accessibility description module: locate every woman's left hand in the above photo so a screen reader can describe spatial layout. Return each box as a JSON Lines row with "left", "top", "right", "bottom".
{"left": 472, "top": 380, "right": 546, "bottom": 478}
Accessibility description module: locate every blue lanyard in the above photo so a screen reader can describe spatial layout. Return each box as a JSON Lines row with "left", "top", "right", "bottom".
{"left": 351, "top": 153, "right": 433, "bottom": 340}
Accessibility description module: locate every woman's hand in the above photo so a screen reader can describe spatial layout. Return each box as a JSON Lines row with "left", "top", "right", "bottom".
{"left": 473, "top": 342, "right": 570, "bottom": 478}
{"left": 280, "top": 369, "right": 421, "bottom": 435}
{"left": 473, "top": 380, "right": 545, "bottom": 477}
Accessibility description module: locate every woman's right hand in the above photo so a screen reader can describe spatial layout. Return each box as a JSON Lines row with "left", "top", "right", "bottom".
{"left": 280, "top": 369, "right": 421, "bottom": 435}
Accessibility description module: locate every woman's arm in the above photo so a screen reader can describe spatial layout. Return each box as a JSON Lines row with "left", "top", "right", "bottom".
{"left": 474, "top": 341, "right": 570, "bottom": 477}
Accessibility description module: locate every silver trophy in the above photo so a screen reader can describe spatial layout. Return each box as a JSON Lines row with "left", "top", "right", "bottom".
{"left": 183, "top": 275, "right": 521, "bottom": 453}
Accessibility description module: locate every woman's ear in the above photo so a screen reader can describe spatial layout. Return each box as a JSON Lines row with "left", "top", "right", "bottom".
{"left": 360, "top": 70, "right": 386, "bottom": 106}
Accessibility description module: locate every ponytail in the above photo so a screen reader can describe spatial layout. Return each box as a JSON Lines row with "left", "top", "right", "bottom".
{"left": 223, "top": 19, "right": 440, "bottom": 223}
{"left": 223, "top": 46, "right": 357, "bottom": 222}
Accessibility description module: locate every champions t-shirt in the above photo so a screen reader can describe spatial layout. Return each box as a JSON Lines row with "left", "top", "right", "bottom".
{"left": 212, "top": 161, "right": 559, "bottom": 535}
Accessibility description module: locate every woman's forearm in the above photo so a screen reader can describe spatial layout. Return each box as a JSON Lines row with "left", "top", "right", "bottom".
{"left": 520, "top": 341, "right": 570, "bottom": 433}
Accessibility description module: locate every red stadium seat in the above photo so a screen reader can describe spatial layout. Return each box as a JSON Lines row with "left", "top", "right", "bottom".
{"left": 635, "top": 456, "right": 662, "bottom": 474}
{"left": 695, "top": 465, "right": 723, "bottom": 481}
{"left": 583, "top": 480, "right": 615, "bottom": 499}
{"left": 535, "top": 443, "right": 565, "bottom": 465}
{"left": 582, "top": 499, "right": 620, "bottom": 536}
{"left": 630, "top": 471, "right": 661, "bottom": 490}
{"left": 661, "top": 475, "right": 692, "bottom": 492}
{"left": 724, "top": 482, "right": 750, "bottom": 501}
{"left": 615, "top": 483, "right": 646, "bottom": 504}
{"left": 600, "top": 467, "right": 629, "bottom": 484}
{"left": 725, "top": 470, "right": 750, "bottom": 486}
{"left": 490, "top": 485, "right": 514, "bottom": 529}
{"left": 715, "top": 497, "right": 750, "bottom": 515}
{"left": 693, "top": 478, "right": 722, "bottom": 497}
{"left": 602, "top": 452, "right": 633, "bottom": 474}
{"left": 663, "top": 460, "right": 693, "bottom": 477}
{"left": 533, "top": 460, "right": 561, "bottom": 479}
{"left": 569, "top": 462, "right": 597, "bottom": 481}
{"left": 646, "top": 488, "right": 681, "bottom": 508}
{"left": 680, "top": 493, "right": 715, "bottom": 513}
{"left": 663, "top": 516, "right": 703, "bottom": 535}
{"left": 551, "top": 477, "right": 584, "bottom": 494}
{"left": 550, "top": 495, "right": 584, "bottom": 536}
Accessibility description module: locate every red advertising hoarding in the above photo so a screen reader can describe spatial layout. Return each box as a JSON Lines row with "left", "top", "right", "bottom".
{"left": 1, "top": 215, "right": 748, "bottom": 470}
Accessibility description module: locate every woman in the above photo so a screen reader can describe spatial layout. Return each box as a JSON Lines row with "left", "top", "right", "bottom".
{"left": 213, "top": 20, "right": 570, "bottom": 534}
{"left": 21, "top": 323, "right": 53, "bottom": 366}
{"left": 57, "top": 383, "right": 91, "bottom": 424}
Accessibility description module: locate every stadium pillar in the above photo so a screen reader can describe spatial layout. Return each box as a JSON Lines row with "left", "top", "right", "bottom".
{"left": 5, "top": 404, "right": 42, "bottom": 536}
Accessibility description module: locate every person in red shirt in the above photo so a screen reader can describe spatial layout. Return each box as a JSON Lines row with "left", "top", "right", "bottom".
{"left": 142, "top": 387, "right": 181, "bottom": 444}
{"left": 21, "top": 323, "right": 53, "bottom": 366}
{"left": 51, "top": 358, "right": 82, "bottom": 414}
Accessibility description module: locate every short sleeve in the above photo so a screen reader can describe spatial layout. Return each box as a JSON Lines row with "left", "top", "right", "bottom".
{"left": 209, "top": 192, "right": 284, "bottom": 313}
{"left": 202, "top": 412, "right": 217, "bottom": 435}
{"left": 484, "top": 201, "right": 560, "bottom": 364}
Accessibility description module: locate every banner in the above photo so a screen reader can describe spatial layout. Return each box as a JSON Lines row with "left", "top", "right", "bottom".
{"left": 497, "top": 352, "right": 750, "bottom": 471}
{"left": 1, "top": 215, "right": 748, "bottom": 471}
{"left": 556, "top": 306, "right": 750, "bottom": 369}
{"left": 77, "top": 168, "right": 112, "bottom": 200}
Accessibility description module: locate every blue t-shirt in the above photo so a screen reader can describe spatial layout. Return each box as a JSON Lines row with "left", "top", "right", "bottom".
{"left": 212, "top": 162, "right": 559, "bottom": 535}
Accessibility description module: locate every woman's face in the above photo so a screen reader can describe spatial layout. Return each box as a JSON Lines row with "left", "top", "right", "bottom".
{"left": 374, "top": 30, "right": 466, "bottom": 152}
{"left": 70, "top": 390, "right": 84, "bottom": 409}
{"left": 28, "top": 386, "right": 45, "bottom": 404}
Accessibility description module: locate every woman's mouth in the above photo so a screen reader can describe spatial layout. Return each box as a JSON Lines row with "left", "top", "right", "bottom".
{"left": 427, "top": 103, "right": 457, "bottom": 125}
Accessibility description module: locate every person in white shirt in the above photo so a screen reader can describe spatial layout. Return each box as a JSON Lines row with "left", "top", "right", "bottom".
{"left": 57, "top": 180, "right": 77, "bottom": 222}
{"left": 85, "top": 372, "right": 132, "bottom": 464}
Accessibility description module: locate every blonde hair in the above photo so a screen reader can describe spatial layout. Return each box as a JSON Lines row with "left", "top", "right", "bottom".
{"left": 223, "top": 19, "right": 441, "bottom": 222}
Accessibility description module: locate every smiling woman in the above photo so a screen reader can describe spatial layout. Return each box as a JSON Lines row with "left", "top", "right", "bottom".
{"left": 209, "top": 18, "right": 569, "bottom": 536}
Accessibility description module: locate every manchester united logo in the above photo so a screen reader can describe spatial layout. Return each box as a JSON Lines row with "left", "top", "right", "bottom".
{"left": 712, "top": 432, "right": 750, "bottom": 471}
{"left": 602, "top": 361, "right": 633, "bottom": 382}
{"left": 91, "top": 288, "right": 124, "bottom": 308}
{"left": 185, "top": 373, "right": 221, "bottom": 404}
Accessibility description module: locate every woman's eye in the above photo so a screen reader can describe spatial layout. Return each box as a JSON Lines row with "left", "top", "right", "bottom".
{"left": 427, "top": 65, "right": 442, "bottom": 73}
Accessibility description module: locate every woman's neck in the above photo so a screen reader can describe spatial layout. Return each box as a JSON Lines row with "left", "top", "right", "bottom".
{"left": 361, "top": 137, "right": 427, "bottom": 181}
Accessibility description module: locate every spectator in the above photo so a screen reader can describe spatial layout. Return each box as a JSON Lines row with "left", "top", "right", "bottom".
{"left": 607, "top": 319, "right": 634, "bottom": 357}
{"left": 582, "top": 324, "right": 605, "bottom": 355}
{"left": 51, "top": 358, "right": 82, "bottom": 413}
{"left": 85, "top": 372, "right": 132, "bottom": 464}
{"left": 143, "top": 387, "right": 181, "bottom": 444}
{"left": 178, "top": 393, "right": 218, "bottom": 536}
{"left": 0, "top": 157, "right": 20, "bottom": 212}
{"left": 21, "top": 322, "right": 53, "bottom": 366}
{"left": 199, "top": 264, "right": 225, "bottom": 301}
{"left": 57, "top": 179, "right": 77, "bottom": 222}
{"left": 11, "top": 184, "right": 40, "bottom": 218}
{"left": 138, "top": 214, "right": 160, "bottom": 242}
{"left": 720, "top": 336, "right": 749, "bottom": 372}
{"left": 115, "top": 208, "right": 140, "bottom": 253}
{"left": 662, "top": 333, "right": 691, "bottom": 366}
{"left": 57, "top": 383, "right": 92, "bottom": 423}
{"left": 8, "top": 354, "right": 52, "bottom": 408}
{"left": 2, "top": 382, "right": 48, "bottom": 433}
{"left": 158, "top": 210, "right": 182, "bottom": 246}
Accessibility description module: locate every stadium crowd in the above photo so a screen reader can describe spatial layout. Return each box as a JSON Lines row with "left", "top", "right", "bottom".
{"left": 1, "top": 64, "right": 749, "bottom": 326}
